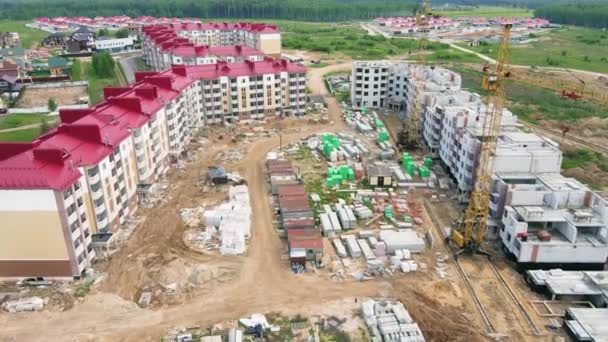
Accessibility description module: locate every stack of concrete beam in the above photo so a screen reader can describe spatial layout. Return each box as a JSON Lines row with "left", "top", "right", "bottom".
{"left": 362, "top": 299, "right": 425, "bottom": 342}
{"left": 328, "top": 211, "right": 342, "bottom": 233}
{"left": 336, "top": 205, "right": 356, "bottom": 230}
{"left": 332, "top": 239, "right": 348, "bottom": 258}
{"left": 356, "top": 121, "right": 373, "bottom": 133}
{"left": 358, "top": 239, "right": 376, "bottom": 260}
{"left": 342, "top": 234, "right": 362, "bottom": 258}
{"left": 374, "top": 241, "right": 387, "bottom": 257}
{"left": 320, "top": 213, "right": 335, "bottom": 236}
{"left": 380, "top": 230, "right": 426, "bottom": 253}
{"left": 355, "top": 140, "right": 370, "bottom": 156}
{"left": 354, "top": 206, "right": 373, "bottom": 219}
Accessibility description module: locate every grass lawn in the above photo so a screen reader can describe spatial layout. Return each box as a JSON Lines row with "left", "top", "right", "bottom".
{"left": 460, "top": 27, "right": 608, "bottom": 73}
{"left": 281, "top": 21, "right": 452, "bottom": 60}
{"left": 82, "top": 62, "right": 120, "bottom": 105}
{"left": 435, "top": 6, "right": 533, "bottom": 18}
{"left": 0, "top": 114, "right": 49, "bottom": 130}
{"left": 0, "top": 20, "right": 47, "bottom": 48}
{"left": 0, "top": 127, "right": 42, "bottom": 142}
{"left": 453, "top": 65, "right": 608, "bottom": 123}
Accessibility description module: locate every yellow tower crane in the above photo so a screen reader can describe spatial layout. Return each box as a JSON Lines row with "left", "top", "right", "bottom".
{"left": 450, "top": 24, "right": 512, "bottom": 254}
{"left": 404, "top": 0, "right": 431, "bottom": 149}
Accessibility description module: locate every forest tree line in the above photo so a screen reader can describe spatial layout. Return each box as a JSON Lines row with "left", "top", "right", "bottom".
{"left": 534, "top": 3, "right": 608, "bottom": 28}
{"left": 0, "top": 0, "right": 413, "bottom": 22}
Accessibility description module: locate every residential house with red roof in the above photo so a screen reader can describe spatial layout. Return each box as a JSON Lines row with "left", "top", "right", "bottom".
{"left": 142, "top": 22, "right": 281, "bottom": 68}
{"left": 0, "top": 59, "right": 306, "bottom": 279}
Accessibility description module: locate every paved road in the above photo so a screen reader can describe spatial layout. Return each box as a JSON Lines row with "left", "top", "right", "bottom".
{"left": 117, "top": 53, "right": 142, "bottom": 84}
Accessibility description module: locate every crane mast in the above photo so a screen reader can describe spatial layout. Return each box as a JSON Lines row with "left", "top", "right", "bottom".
{"left": 451, "top": 24, "right": 512, "bottom": 253}
{"left": 405, "top": 0, "right": 431, "bottom": 149}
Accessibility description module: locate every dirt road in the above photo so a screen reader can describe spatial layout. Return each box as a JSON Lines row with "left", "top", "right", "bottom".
{"left": 0, "top": 64, "right": 374, "bottom": 342}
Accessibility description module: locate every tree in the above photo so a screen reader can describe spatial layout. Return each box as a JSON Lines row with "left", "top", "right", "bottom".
{"left": 47, "top": 98, "right": 57, "bottom": 112}
{"left": 115, "top": 28, "right": 130, "bottom": 39}
{"left": 91, "top": 52, "right": 115, "bottom": 78}
{"left": 39, "top": 117, "right": 50, "bottom": 134}
{"left": 583, "top": 55, "right": 591, "bottom": 62}
{"left": 97, "top": 28, "right": 110, "bottom": 37}
{"left": 70, "top": 59, "right": 82, "bottom": 81}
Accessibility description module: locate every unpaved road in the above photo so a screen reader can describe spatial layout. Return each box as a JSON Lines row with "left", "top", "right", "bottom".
{"left": 0, "top": 64, "right": 370, "bottom": 342}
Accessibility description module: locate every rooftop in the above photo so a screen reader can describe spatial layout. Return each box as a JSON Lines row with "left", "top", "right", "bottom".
{"left": 0, "top": 59, "right": 303, "bottom": 191}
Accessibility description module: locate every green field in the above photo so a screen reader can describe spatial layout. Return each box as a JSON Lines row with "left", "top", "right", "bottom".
{"left": 0, "top": 127, "right": 42, "bottom": 142}
{"left": 0, "top": 114, "right": 50, "bottom": 130}
{"left": 0, "top": 20, "right": 47, "bottom": 48}
{"left": 453, "top": 65, "right": 608, "bottom": 123}
{"left": 435, "top": 6, "right": 533, "bottom": 18}
{"left": 460, "top": 27, "right": 608, "bottom": 73}
{"left": 81, "top": 61, "right": 121, "bottom": 105}
{"left": 281, "top": 21, "right": 462, "bottom": 60}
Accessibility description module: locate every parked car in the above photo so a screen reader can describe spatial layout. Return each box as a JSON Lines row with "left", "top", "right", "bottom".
{"left": 0, "top": 108, "right": 7, "bottom": 114}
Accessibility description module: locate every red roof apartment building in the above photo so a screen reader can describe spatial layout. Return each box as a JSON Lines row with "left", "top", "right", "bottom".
{"left": 0, "top": 59, "right": 305, "bottom": 279}
{"left": 142, "top": 23, "right": 281, "bottom": 71}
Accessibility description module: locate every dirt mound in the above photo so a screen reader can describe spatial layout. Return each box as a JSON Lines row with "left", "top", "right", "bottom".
{"left": 395, "top": 287, "right": 486, "bottom": 342}
{"left": 78, "top": 293, "right": 141, "bottom": 314}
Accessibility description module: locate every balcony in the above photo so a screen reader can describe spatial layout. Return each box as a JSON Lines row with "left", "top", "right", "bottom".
{"left": 91, "top": 187, "right": 103, "bottom": 201}
{"left": 67, "top": 210, "right": 78, "bottom": 225}
{"left": 94, "top": 204, "right": 106, "bottom": 216}
{"left": 96, "top": 215, "right": 109, "bottom": 230}
{"left": 71, "top": 228, "right": 81, "bottom": 242}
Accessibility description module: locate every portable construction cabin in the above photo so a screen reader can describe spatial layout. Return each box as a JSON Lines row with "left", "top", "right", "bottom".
{"left": 367, "top": 165, "right": 393, "bottom": 187}
{"left": 288, "top": 236, "right": 324, "bottom": 261}
{"left": 283, "top": 218, "right": 316, "bottom": 232}
{"left": 277, "top": 185, "right": 307, "bottom": 199}
{"left": 208, "top": 166, "right": 229, "bottom": 185}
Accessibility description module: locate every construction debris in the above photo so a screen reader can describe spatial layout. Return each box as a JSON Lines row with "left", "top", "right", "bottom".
{"left": 1, "top": 297, "right": 45, "bottom": 313}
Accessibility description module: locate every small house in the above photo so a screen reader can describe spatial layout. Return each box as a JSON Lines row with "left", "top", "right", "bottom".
{"left": 288, "top": 234, "right": 324, "bottom": 263}
{"left": 367, "top": 165, "right": 393, "bottom": 187}
{"left": 0, "top": 32, "right": 18, "bottom": 48}
{"left": 48, "top": 57, "right": 68, "bottom": 76}
{"left": 0, "top": 59, "right": 19, "bottom": 78}
{"left": 42, "top": 32, "right": 66, "bottom": 48}
{"left": 66, "top": 26, "right": 96, "bottom": 53}
{"left": 208, "top": 166, "right": 228, "bottom": 185}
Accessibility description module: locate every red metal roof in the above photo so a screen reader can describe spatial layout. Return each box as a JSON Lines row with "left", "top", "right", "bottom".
{"left": 0, "top": 142, "right": 82, "bottom": 191}
{"left": 289, "top": 236, "right": 323, "bottom": 250}
{"left": 284, "top": 219, "right": 316, "bottom": 230}
{"left": 277, "top": 185, "right": 306, "bottom": 198}
{"left": 287, "top": 228, "right": 321, "bottom": 238}
{"left": 278, "top": 196, "right": 310, "bottom": 213}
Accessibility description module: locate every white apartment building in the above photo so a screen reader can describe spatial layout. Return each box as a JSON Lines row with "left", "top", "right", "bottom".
{"left": 351, "top": 61, "right": 461, "bottom": 111}
{"left": 495, "top": 173, "right": 608, "bottom": 268}
{"left": 94, "top": 36, "right": 135, "bottom": 53}
{"left": 142, "top": 23, "right": 281, "bottom": 70}
{"left": 146, "top": 42, "right": 265, "bottom": 71}
{"left": 0, "top": 59, "right": 306, "bottom": 279}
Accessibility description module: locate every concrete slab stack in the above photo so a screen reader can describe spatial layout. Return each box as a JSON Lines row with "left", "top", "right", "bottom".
{"left": 362, "top": 299, "right": 425, "bottom": 342}
{"left": 380, "top": 230, "right": 426, "bottom": 253}
{"left": 357, "top": 239, "right": 376, "bottom": 260}
{"left": 332, "top": 239, "right": 348, "bottom": 258}
{"left": 342, "top": 234, "right": 362, "bottom": 258}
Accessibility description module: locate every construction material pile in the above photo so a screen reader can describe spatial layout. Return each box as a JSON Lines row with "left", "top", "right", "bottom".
{"left": 326, "top": 165, "right": 355, "bottom": 187}
{"left": 362, "top": 299, "right": 426, "bottom": 342}
{"left": 203, "top": 185, "right": 251, "bottom": 255}
{"left": 1, "top": 297, "right": 45, "bottom": 313}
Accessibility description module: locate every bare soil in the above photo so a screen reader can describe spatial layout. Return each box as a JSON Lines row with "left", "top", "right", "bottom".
{"left": 0, "top": 64, "right": 551, "bottom": 342}
{"left": 16, "top": 85, "right": 87, "bottom": 108}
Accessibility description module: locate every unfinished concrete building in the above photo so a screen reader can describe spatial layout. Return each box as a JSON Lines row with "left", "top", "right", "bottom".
{"left": 350, "top": 60, "right": 461, "bottom": 110}
{"left": 495, "top": 173, "right": 608, "bottom": 269}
